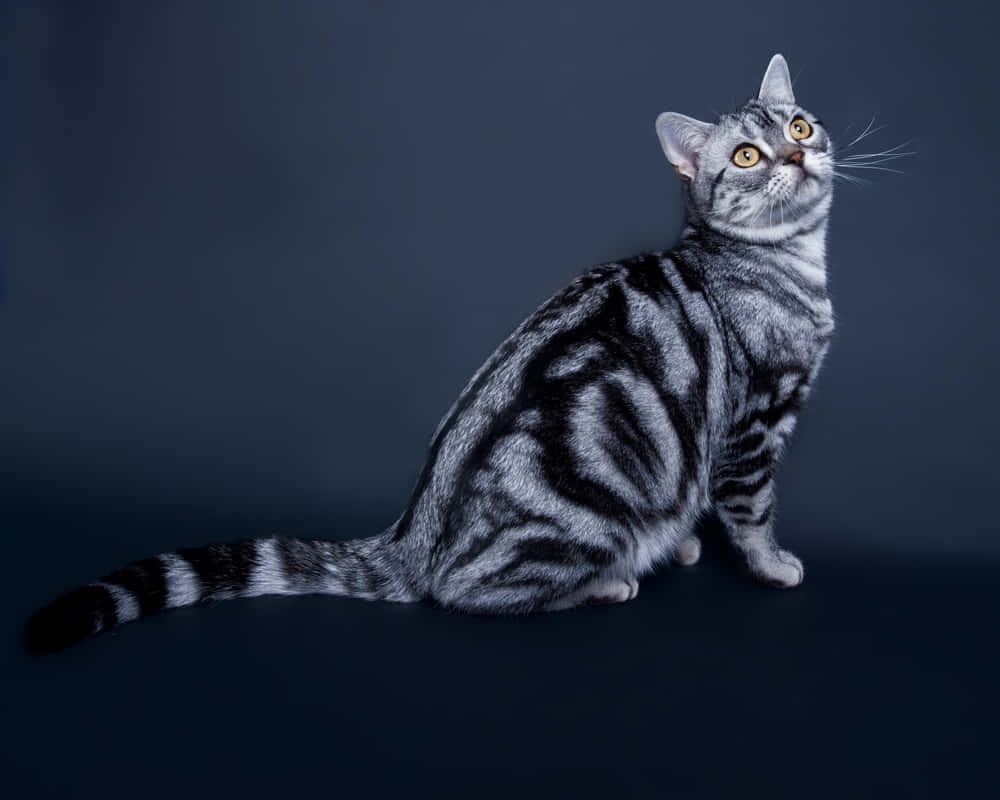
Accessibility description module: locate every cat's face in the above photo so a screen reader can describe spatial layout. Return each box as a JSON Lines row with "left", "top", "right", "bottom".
{"left": 656, "top": 55, "right": 834, "bottom": 241}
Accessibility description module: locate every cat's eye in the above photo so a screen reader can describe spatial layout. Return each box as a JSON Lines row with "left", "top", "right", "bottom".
{"left": 732, "top": 145, "right": 761, "bottom": 167}
{"left": 790, "top": 117, "right": 812, "bottom": 140}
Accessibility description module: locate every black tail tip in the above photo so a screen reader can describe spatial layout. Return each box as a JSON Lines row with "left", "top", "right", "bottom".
{"left": 25, "top": 586, "right": 108, "bottom": 654}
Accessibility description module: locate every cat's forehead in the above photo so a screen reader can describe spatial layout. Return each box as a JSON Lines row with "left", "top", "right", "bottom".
{"left": 719, "top": 99, "right": 801, "bottom": 138}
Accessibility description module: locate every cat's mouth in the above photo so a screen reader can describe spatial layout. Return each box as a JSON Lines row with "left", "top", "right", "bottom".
{"left": 787, "top": 161, "right": 811, "bottom": 181}
{"left": 776, "top": 164, "right": 811, "bottom": 196}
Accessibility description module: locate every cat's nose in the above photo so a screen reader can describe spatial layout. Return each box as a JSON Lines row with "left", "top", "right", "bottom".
{"left": 785, "top": 150, "right": 804, "bottom": 165}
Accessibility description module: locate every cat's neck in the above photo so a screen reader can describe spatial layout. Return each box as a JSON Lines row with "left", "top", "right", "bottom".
{"left": 673, "top": 212, "right": 834, "bottom": 363}
{"left": 678, "top": 211, "right": 830, "bottom": 290}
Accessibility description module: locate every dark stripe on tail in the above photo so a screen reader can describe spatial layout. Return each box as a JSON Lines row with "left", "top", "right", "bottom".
{"left": 101, "top": 557, "right": 167, "bottom": 616}
{"left": 178, "top": 540, "right": 258, "bottom": 599}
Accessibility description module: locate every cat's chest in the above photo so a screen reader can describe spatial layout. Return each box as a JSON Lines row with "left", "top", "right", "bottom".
{"left": 719, "top": 268, "right": 833, "bottom": 374}
{"left": 743, "top": 301, "right": 832, "bottom": 368}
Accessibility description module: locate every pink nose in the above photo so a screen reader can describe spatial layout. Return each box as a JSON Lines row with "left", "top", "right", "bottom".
{"left": 786, "top": 150, "right": 804, "bottom": 165}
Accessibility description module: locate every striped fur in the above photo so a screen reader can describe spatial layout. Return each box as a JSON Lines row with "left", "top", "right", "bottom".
{"left": 26, "top": 54, "right": 836, "bottom": 651}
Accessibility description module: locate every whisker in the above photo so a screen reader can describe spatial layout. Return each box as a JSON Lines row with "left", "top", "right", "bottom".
{"left": 842, "top": 113, "right": 881, "bottom": 149}
{"left": 833, "top": 171, "right": 869, "bottom": 185}
{"left": 838, "top": 140, "right": 914, "bottom": 160}
{"left": 836, "top": 128, "right": 891, "bottom": 157}
{"left": 842, "top": 114, "right": 874, "bottom": 149}
{"left": 838, "top": 152, "right": 915, "bottom": 164}
{"left": 835, "top": 157, "right": 914, "bottom": 168}
{"left": 747, "top": 200, "right": 767, "bottom": 228}
{"left": 834, "top": 164, "right": 905, "bottom": 174}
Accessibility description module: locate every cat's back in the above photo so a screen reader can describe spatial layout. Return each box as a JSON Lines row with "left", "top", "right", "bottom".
{"left": 428, "top": 252, "right": 719, "bottom": 471}
{"left": 395, "top": 253, "right": 724, "bottom": 561}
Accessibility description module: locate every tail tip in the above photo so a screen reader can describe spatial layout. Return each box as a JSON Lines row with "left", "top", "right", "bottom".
{"left": 25, "top": 587, "right": 106, "bottom": 654}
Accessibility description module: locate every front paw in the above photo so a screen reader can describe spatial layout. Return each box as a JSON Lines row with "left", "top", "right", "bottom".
{"left": 748, "top": 549, "right": 804, "bottom": 588}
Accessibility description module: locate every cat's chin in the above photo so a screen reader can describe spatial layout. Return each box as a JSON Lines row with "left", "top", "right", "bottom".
{"left": 793, "top": 169, "right": 821, "bottom": 195}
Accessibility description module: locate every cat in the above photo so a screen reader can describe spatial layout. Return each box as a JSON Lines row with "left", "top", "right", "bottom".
{"left": 26, "top": 54, "right": 835, "bottom": 652}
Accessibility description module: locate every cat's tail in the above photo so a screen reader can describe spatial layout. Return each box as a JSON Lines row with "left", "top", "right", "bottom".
{"left": 24, "top": 531, "right": 420, "bottom": 653}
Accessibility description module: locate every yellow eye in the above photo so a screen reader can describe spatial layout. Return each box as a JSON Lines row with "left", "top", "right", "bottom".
{"left": 732, "top": 144, "right": 761, "bottom": 167}
{"left": 790, "top": 117, "right": 812, "bottom": 140}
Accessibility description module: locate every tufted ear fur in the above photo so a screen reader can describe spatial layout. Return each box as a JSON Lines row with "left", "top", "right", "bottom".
{"left": 655, "top": 112, "right": 714, "bottom": 180}
{"left": 758, "top": 53, "right": 795, "bottom": 105}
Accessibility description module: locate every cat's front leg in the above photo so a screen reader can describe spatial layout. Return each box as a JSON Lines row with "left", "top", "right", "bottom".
{"left": 714, "top": 473, "right": 803, "bottom": 588}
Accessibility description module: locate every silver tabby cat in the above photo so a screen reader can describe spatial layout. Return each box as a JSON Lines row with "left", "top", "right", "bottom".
{"left": 27, "top": 54, "right": 835, "bottom": 651}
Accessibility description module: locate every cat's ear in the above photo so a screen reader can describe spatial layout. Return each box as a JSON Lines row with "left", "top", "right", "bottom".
{"left": 655, "top": 112, "right": 713, "bottom": 181}
{"left": 758, "top": 53, "right": 794, "bottom": 105}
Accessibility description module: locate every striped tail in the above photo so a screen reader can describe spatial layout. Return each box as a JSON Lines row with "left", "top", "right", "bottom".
{"left": 24, "top": 532, "right": 419, "bottom": 653}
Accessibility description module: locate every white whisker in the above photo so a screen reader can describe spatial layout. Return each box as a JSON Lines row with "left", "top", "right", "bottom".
{"left": 841, "top": 113, "right": 888, "bottom": 150}
{"left": 838, "top": 140, "right": 914, "bottom": 160}
{"left": 833, "top": 171, "right": 870, "bottom": 185}
{"left": 834, "top": 164, "right": 905, "bottom": 174}
{"left": 838, "top": 153, "right": 915, "bottom": 165}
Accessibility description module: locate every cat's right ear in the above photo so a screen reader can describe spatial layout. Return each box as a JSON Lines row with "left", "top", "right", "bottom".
{"left": 655, "top": 112, "right": 713, "bottom": 181}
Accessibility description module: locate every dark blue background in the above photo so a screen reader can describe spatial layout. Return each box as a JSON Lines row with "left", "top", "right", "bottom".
{"left": 3, "top": 1, "right": 997, "bottom": 796}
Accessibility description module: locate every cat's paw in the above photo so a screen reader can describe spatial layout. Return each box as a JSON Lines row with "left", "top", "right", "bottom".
{"left": 547, "top": 577, "right": 639, "bottom": 611}
{"left": 593, "top": 577, "right": 639, "bottom": 604}
{"left": 749, "top": 549, "right": 804, "bottom": 588}
{"left": 674, "top": 536, "right": 701, "bottom": 566}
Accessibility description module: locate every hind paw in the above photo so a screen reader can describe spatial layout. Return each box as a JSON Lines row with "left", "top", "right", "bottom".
{"left": 547, "top": 576, "right": 639, "bottom": 611}
{"left": 674, "top": 536, "right": 701, "bottom": 566}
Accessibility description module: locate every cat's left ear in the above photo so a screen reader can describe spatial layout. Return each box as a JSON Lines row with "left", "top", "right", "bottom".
{"left": 655, "top": 112, "right": 714, "bottom": 180}
{"left": 758, "top": 53, "right": 795, "bottom": 105}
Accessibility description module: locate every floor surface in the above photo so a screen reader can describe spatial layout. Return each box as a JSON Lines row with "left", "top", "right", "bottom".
{"left": 3, "top": 502, "right": 996, "bottom": 798}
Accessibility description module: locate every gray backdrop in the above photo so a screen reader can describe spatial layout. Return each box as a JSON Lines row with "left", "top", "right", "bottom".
{"left": 5, "top": 0, "right": 998, "bottom": 558}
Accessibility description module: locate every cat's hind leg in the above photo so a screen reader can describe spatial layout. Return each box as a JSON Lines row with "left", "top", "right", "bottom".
{"left": 545, "top": 575, "right": 639, "bottom": 611}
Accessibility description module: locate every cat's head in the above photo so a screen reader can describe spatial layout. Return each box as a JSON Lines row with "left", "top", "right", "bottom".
{"left": 656, "top": 54, "right": 833, "bottom": 241}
